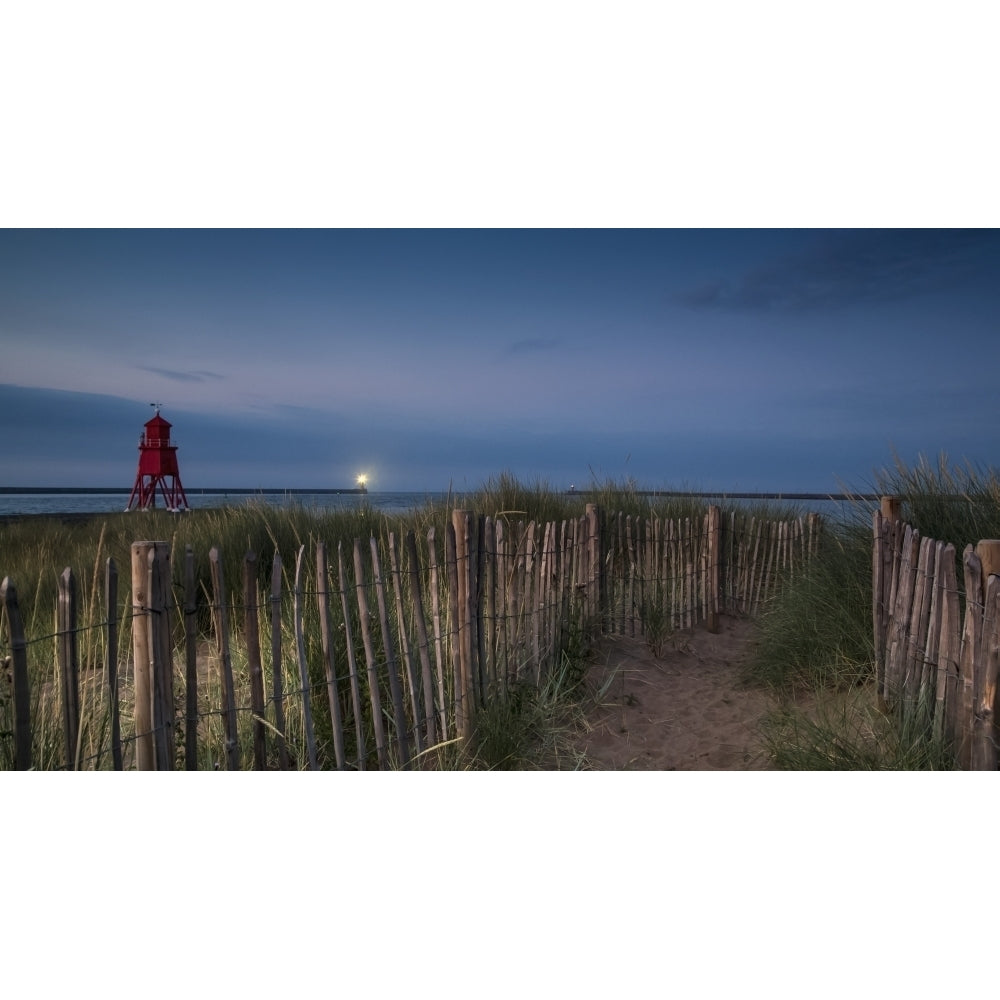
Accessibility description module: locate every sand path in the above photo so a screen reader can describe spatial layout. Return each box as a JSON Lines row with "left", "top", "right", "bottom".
{"left": 567, "top": 615, "right": 776, "bottom": 770}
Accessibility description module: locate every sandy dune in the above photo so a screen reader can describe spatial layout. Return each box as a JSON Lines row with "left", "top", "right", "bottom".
{"left": 568, "top": 616, "right": 776, "bottom": 770}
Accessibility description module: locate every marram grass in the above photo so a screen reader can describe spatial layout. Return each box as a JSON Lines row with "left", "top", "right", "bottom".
{"left": 0, "top": 477, "right": 641, "bottom": 770}
{"left": 746, "top": 454, "right": 1000, "bottom": 769}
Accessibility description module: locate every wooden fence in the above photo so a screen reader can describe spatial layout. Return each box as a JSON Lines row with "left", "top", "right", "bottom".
{"left": 1, "top": 505, "right": 821, "bottom": 770}
{"left": 872, "top": 499, "right": 1000, "bottom": 769}
{"left": 602, "top": 508, "right": 822, "bottom": 637}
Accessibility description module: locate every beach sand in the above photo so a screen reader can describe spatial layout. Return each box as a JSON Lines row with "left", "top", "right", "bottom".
{"left": 568, "top": 615, "right": 775, "bottom": 770}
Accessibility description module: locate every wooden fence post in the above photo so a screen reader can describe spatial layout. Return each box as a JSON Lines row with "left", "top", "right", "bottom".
{"left": 483, "top": 517, "right": 497, "bottom": 691}
{"left": 270, "top": 552, "right": 290, "bottom": 770}
{"left": 975, "top": 540, "right": 1000, "bottom": 581}
{"left": 1, "top": 577, "right": 33, "bottom": 770}
{"left": 183, "top": 547, "right": 199, "bottom": 770}
{"left": 957, "top": 545, "right": 983, "bottom": 769}
{"left": 353, "top": 538, "right": 389, "bottom": 769}
{"left": 445, "top": 518, "right": 467, "bottom": 740}
{"left": 972, "top": 540, "right": 1000, "bottom": 769}
{"left": 882, "top": 524, "right": 916, "bottom": 707}
{"left": 707, "top": 505, "right": 721, "bottom": 633}
{"left": 933, "top": 546, "right": 961, "bottom": 748}
{"left": 245, "top": 552, "right": 268, "bottom": 770}
{"left": 57, "top": 567, "right": 81, "bottom": 770}
{"left": 585, "top": 503, "right": 600, "bottom": 631}
{"left": 338, "top": 541, "right": 368, "bottom": 768}
{"left": 919, "top": 541, "right": 946, "bottom": 717}
{"left": 371, "top": 535, "right": 411, "bottom": 768}
{"left": 147, "top": 544, "right": 175, "bottom": 770}
{"left": 473, "top": 514, "right": 486, "bottom": 702}
{"left": 404, "top": 530, "right": 438, "bottom": 749}
{"left": 316, "top": 542, "right": 347, "bottom": 770}
{"left": 388, "top": 532, "right": 423, "bottom": 757}
{"left": 872, "top": 510, "right": 887, "bottom": 705}
{"left": 211, "top": 546, "right": 242, "bottom": 771}
{"left": 292, "top": 545, "right": 317, "bottom": 771}
{"left": 451, "top": 510, "right": 473, "bottom": 741}
{"left": 130, "top": 541, "right": 160, "bottom": 771}
{"left": 105, "top": 558, "right": 123, "bottom": 771}
{"left": 902, "top": 536, "right": 934, "bottom": 706}
{"left": 881, "top": 495, "right": 902, "bottom": 522}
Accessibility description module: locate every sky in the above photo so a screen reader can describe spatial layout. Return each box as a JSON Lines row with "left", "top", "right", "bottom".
{"left": 1, "top": 227, "right": 999, "bottom": 494}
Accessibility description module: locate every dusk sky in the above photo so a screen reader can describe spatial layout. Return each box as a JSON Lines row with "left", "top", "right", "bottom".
{"left": 3, "top": 8, "right": 996, "bottom": 498}
{"left": 1, "top": 228, "right": 998, "bottom": 494}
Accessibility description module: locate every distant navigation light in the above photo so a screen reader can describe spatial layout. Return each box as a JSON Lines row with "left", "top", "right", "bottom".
{"left": 357, "top": 474, "right": 368, "bottom": 492}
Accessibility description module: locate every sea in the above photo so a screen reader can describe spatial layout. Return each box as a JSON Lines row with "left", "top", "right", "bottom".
{"left": 0, "top": 490, "right": 447, "bottom": 518}
{"left": 0, "top": 488, "right": 877, "bottom": 526}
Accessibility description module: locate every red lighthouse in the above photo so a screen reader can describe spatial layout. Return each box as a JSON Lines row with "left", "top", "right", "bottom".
{"left": 126, "top": 405, "right": 190, "bottom": 511}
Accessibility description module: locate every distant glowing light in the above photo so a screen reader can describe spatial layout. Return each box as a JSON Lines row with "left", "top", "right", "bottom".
{"left": 357, "top": 473, "right": 368, "bottom": 487}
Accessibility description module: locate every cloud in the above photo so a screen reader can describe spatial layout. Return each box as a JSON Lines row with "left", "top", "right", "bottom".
{"left": 503, "top": 337, "right": 561, "bottom": 356}
{"left": 136, "top": 366, "right": 226, "bottom": 383}
{"left": 675, "top": 230, "right": 1000, "bottom": 312}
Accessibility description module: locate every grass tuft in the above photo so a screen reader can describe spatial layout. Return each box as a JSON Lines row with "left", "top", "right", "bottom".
{"left": 743, "top": 522, "right": 874, "bottom": 692}
{"left": 761, "top": 687, "right": 955, "bottom": 770}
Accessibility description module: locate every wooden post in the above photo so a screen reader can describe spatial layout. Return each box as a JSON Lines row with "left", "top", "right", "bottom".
{"left": 130, "top": 541, "right": 160, "bottom": 771}
{"left": 510, "top": 520, "right": 525, "bottom": 680}
{"left": 371, "top": 535, "right": 411, "bottom": 768}
{"left": 338, "top": 542, "right": 367, "bottom": 768}
{"left": 1, "top": 577, "right": 33, "bottom": 771}
{"left": 540, "top": 520, "right": 555, "bottom": 678}
{"left": 933, "top": 546, "right": 960, "bottom": 746}
{"left": 625, "top": 515, "right": 636, "bottom": 636}
{"left": 426, "top": 527, "right": 448, "bottom": 741}
{"left": 881, "top": 496, "right": 902, "bottom": 522}
{"left": 183, "top": 547, "right": 199, "bottom": 770}
{"left": 404, "top": 530, "right": 437, "bottom": 748}
{"left": 473, "top": 514, "right": 486, "bottom": 703}
{"left": 105, "top": 558, "right": 123, "bottom": 771}
{"left": 920, "top": 541, "right": 946, "bottom": 716}
{"left": 972, "top": 572, "right": 1000, "bottom": 770}
{"left": 586, "top": 503, "right": 600, "bottom": 630}
{"left": 975, "top": 540, "right": 1000, "bottom": 581}
{"left": 245, "top": 552, "right": 268, "bottom": 770}
{"left": 483, "top": 517, "right": 497, "bottom": 691}
{"left": 902, "top": 536, "right": 934, "bottom": 706}
{"left": 497, "top": 519, "right": 513, "bottom": 684}
{"left": 388, "top": 532, "right": 423, "bottom": 757}
{"left": 957, "top": 545, "right": 983, "bottom": 769}
{"left": 464, "top": 512, "right": 481, "bottom": 706}
{"left": 316, "top": 542, "right": 347, "bottom": 770}
{"left": 353, "top": 538, "right": 388, "bottom": 769}
{"left": 885, "top": 526, "right": 920, "bottom": 708}
{"left": 451, "top": 510, "right": 473, "bottom": 739}
{"left": 210, "top": 546, "right": 241, "bottom": 771}
{"left": 292, "top": 545, "right": 317, "bottom": 771}
{"left": 707, "top": 505, "right": 721, "bottom": 633}
{"left": 445, "top": 519, "right": 467, "bottom": 740}
{"left": 147, "top": 545, "right": 175, "bottom": 770}
{"left": 872, "top": 510, "right": 887, "bottom": 705}
{"left": 269, "top": 553, "right": 290, "bottom": 770}
{"left": 557, "top": 519, "right": 570, "bottom": 659}
{"left": 972, "top": 540, "right": 1000, "bottom": 769}
{"left": 524, "top": 521, "right": 538, "bottom": 681}
{"left": 58, "top": 568, "right": 81, "bottom": 770}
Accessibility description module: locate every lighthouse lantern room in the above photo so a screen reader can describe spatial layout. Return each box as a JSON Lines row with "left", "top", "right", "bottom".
{"left": 126, "top": 405, "right": 190, "bottom": 511}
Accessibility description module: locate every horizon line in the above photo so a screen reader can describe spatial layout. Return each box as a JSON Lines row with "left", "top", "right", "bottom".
{"left": 0, "top": 486, "right": 885, "bottom": 501}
